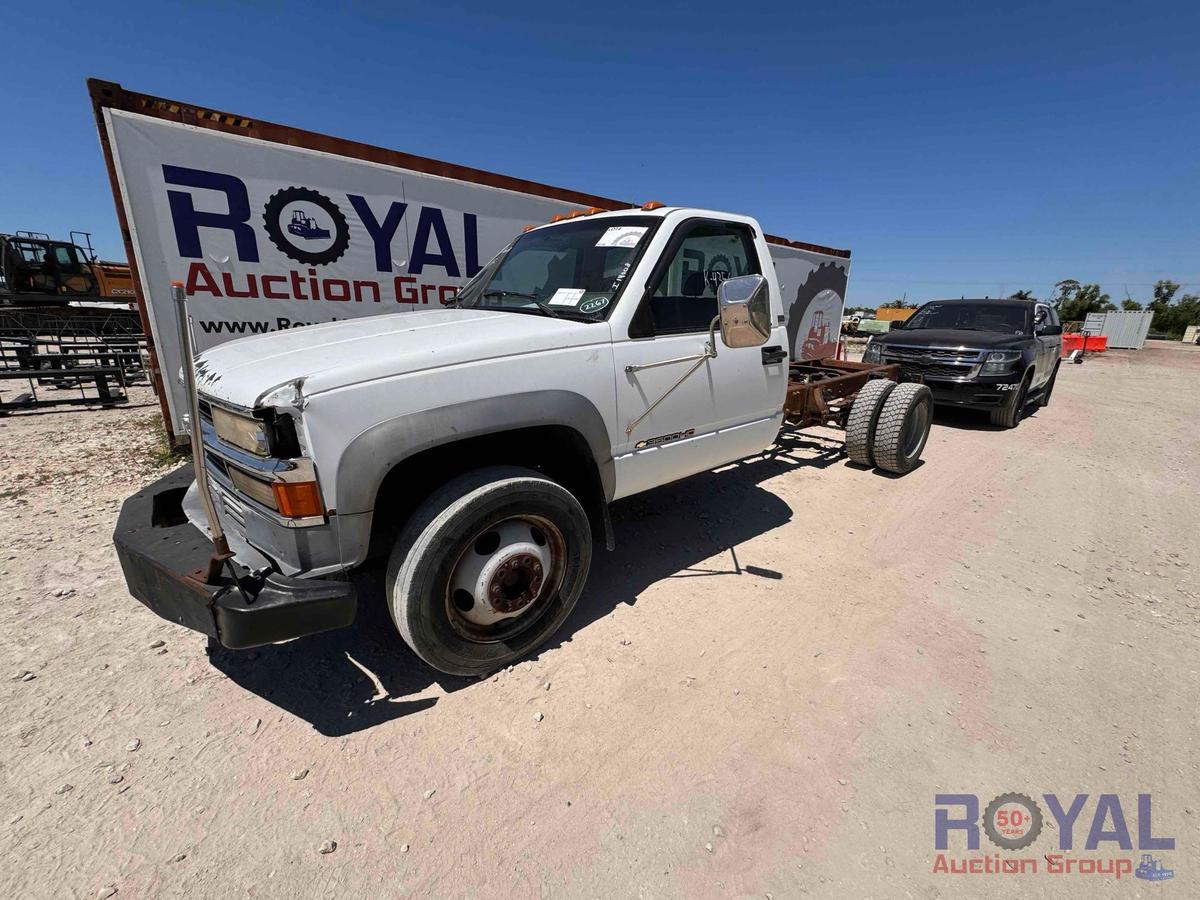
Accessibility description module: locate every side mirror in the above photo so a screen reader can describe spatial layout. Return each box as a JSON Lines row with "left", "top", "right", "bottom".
{"left": 715, "top": 274, "right": 771, "bottom": 348}
{"left": 890, "top": 319, "right": 905, "bottom": 330}
{"left": 1037, "top": 324, "right": 1062, "bottom": 336}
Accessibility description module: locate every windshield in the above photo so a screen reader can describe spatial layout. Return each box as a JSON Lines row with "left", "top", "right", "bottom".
{"left": 905, "top": 302, "right": 1029, "bottom": 334}
{"left": 455, "top": 216, "right": 655, "bottom": 320}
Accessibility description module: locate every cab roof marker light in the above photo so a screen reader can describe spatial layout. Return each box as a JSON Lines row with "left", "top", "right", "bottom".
{"left": 641, "top": 201, "right": 665, "bottom": 210}
{"left": 522, "top": 225, "right": 537, "bottom": 233}
{"left": 550, "top": 214, "right": 567, "bottom": 223}
{"left": 566, "top": 210, "right": 585, "bottom": 218}
{"left": 584, "top": 207, "right": 605, "bottom": 215}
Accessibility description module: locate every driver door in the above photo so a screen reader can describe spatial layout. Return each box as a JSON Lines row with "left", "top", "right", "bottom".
{"left": 610, "top": 219, "right": 788, "bottom": 500}
{"left": 1032, "top": 303, "right": 1055, "bottom": 386}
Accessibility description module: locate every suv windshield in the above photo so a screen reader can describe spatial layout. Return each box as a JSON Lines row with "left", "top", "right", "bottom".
{"left": 905, "top": 302, "right": 1029, "bottom": 334}
{"left": 456, "top": 216, "right": 655, "bottom": 320}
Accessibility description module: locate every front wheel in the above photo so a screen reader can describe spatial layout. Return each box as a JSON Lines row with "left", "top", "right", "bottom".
{"left": 990, "top": 372, "right": 1031, "bottom": 429}
{"left": 386, "top": 466, "right": 592, "bottom": 675}
{"left": 1037, "top": 362, "right": 1060, "bottom": 407}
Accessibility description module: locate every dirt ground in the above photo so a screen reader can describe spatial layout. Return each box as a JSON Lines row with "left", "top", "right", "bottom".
{"left": 2, "top": 343, "right": 1198, "bottom": 899}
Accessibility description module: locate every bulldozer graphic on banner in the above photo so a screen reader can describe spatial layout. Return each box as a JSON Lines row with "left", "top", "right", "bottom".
{"left": 287, "top": 210, "right": 331, "bottom": 241}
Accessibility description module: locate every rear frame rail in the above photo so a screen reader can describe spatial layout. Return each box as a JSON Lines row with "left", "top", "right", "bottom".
{"left": 783, "top": 358, "right": 900, "bottom": 431}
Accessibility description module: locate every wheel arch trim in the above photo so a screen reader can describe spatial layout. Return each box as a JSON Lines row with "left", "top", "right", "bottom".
{"left": 334, "top": 390, "right": 614, "bottom": 562}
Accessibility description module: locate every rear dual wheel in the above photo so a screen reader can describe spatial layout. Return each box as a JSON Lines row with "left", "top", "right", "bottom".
{"left": 845, "top": 379, "right": 894, "bottom": 466}
{"left": 871, "top": 383, "right": 934, "bottom": 474}
{"left": 845, "top": 379, "right": 933, "bottom": 475}
{"left": 386, "top": 466, "right": 591, "bottom": 676}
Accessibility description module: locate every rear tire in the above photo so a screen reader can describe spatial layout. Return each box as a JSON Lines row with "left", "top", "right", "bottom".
{"left": 385, "top": 466, "right": 592, "bottom": 676}
{"left": 871, "top": 383, "right": 934, "bottom": 475}
{"left": 989, "top": 372, "right": 1031, "bottom": 428}
{"left": 844, "top": 378, "right": 896, "bottom": 466}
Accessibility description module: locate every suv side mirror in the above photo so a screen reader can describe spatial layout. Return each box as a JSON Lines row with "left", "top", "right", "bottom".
{"left": 1037, "top": 324, "right": 1062, "bottom": 336}
{"left": 715, "top": 274, "right": 771, "bottom": 348}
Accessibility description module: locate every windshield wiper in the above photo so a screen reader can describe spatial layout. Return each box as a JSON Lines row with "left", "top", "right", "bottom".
{"left": 482, "top": 289, "right": 540, "bottom": 302}
{"left": 481, "top": 290, "right": 577, "bottom": 320}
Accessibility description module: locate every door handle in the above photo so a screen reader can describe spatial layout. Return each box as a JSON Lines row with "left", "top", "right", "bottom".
{"left": 761, "top": 345, "right": 787, "bottom": 365}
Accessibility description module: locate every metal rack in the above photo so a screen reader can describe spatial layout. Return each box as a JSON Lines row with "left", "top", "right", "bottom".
{"left": 0, "top": 305, "right": 147, "bottom": 413}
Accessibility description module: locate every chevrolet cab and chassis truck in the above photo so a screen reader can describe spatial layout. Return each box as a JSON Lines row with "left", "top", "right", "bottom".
{"left": 861, "top": 298, "right": 1064, "bottom": 428}
{"left": 114, "top": 207, "right": 935, "bottom": 675}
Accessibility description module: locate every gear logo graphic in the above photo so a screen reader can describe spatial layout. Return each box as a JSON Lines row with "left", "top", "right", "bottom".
{"left": 786, "top": 262, "right": 846, "bottom": 360}
{"left": 262, "top": 187, "right": 350, "bottom": 266}
{"left": 982, "top": 792, "right": 1044, "bottom": 850}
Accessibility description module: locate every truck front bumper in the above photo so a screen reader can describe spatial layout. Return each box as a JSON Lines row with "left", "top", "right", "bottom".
{"left": 113, "top": 465, "right": 356, "bottom": 649}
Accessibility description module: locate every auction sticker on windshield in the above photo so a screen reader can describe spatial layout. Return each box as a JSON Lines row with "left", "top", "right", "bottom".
{"left": 596, "top": 226, "right": 647, "bottom": 248}
{"left": 548, "top": 288, "right": 587, "bottom": 306}
{"left": 579, "top": 296, "right": 610, "bottom": 314}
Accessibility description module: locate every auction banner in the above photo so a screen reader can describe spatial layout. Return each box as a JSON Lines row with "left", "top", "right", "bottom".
{"left": 89, "top": 80, "right": 850, "bottom": 442}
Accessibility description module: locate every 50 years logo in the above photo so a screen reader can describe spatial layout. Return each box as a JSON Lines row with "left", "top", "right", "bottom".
{"left": 932, "top": 791, "right": 1175, "bottom": 881}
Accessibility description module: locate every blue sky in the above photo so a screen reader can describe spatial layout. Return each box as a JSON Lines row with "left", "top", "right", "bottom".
{"left": 3, "top": 0, "right": 1197, "bottom": 307}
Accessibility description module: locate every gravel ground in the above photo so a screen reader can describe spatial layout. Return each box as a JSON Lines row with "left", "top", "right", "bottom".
{"left": 1, "top": 344, "right": 1198, "bottom": 898}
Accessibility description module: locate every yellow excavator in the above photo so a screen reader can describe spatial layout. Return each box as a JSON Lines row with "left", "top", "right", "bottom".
{"left": 0, "top": 230, "right": 135, "bottom": 304}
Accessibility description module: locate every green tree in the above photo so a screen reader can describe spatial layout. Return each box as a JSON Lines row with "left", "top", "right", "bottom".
{"left": 1054, "top": 280, "right": 1114, "bottom": 321}
{"left": 1009, "top": 289, "right": 1035, "bottom": 300}
{"left": 1148, "top": 285, "right": 1200, "bottom": 339}
{"left": 1051, "top": 279, "right": 1080, "bottom": 309}
{"left": 1151, "top": 280, "right": 1180, "bottom": 308}
{"left": 1120, "top": 298, "right": 1142, "bottom": 311}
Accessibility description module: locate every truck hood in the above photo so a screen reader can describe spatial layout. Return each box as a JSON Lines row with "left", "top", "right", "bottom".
{"left": 876, "top": 328, "right": 1028, "bottom": 350}
{"left": 193, "top": 308, "right": 608, "bottom": 408}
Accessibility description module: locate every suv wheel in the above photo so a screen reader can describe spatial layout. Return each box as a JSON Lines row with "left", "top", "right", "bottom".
{"left": 990, "top": 372, "right": 1032, "bottom": 429}
{"left": 386, "top": 466, "right": 592, "bottom": 675}
{"left": 1037, "top": 361, "right": 1060, "bottom": 407}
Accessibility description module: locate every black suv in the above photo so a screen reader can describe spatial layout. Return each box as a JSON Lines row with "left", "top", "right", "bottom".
{"left": 861, "top": 299, "right": 1062, "bottom": 428}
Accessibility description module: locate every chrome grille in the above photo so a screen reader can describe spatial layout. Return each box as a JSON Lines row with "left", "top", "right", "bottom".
{"left": 900, "top": 361, "right": 976, "bottom": 379}
{"left": 211, "top": 481, "right": 247, "bottom": 530}
{"left": 881, "top": 345, "right": 983, "bottom": 380}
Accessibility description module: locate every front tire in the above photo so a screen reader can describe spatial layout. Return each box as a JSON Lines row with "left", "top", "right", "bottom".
{"left": 1037, "top": 361, "right": 1060, "bottom": 407}
{"left": 386, "top": 466, "right": 592, "bottom": 676}
{"left": 990, "top": 372, "right": 1031, "bottom": 428}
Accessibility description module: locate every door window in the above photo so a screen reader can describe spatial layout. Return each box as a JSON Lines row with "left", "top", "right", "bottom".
{"left": 54, "top": 246, "right": 82, "bottom": 274}
{"left": 635, "top": 221, "right": 760, "bottom": 336}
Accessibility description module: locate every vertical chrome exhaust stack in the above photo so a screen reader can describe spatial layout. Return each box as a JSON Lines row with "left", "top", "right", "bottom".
{"left": 171, "top": 281, "right": 235, "bottom": 585}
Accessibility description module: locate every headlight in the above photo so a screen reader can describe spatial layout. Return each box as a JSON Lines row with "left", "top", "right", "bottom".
{"left": 211, "top": 406, "right": 269, "bottom": 456}
{"left": 228, "top": 466, "right": 278, "bottom": 509}
{"left": 981, "top": 350, "right": 1021, "bottom": 375}
{"left": 863, "top": 340, "right": 883, "bottom": 363}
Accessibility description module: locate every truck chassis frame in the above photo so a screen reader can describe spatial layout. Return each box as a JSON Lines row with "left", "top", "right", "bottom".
{"left": 783, "top": 358, "right": 900, "bottom": 431}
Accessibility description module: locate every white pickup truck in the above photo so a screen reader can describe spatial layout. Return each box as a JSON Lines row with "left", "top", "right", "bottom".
{"left": 115, "top": 205, "right": 933, "bottom": 674}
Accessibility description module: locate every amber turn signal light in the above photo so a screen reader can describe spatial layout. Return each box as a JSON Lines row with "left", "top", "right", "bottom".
{"left": 272, "top": 481, "right": 324, "bottom": 518}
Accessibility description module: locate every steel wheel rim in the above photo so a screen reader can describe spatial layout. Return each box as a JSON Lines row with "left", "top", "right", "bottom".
{"left": 902, "top": 400, "right": 931, "bottom": 457}
{"left": 444, "top": 514, "right": 567, "bottom": 643}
